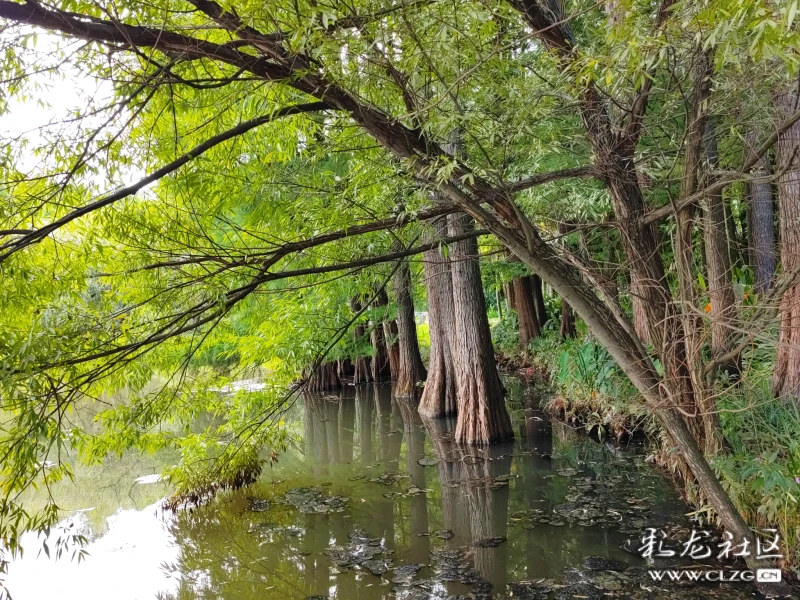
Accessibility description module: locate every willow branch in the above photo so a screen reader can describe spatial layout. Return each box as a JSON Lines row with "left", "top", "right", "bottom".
{"left": 0, "top": 102, "right": 329, "bottom": 260}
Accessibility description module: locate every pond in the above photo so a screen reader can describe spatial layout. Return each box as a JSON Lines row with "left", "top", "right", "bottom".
{"left": 5, "top": 378, "right": 770, "bottom": 599}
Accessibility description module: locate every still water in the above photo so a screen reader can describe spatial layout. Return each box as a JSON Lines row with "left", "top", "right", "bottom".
{"left": 6, "top": 379, "right": 764, "bottom": 599}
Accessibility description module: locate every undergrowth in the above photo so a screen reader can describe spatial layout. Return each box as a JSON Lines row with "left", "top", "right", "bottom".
{"left": 529, "top": 329, "right": 800, "bottom": 575}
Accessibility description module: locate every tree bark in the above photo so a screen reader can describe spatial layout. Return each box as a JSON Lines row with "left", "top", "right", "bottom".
{"left": 772, "top": 89, "right": 800, "bottom": 400}
{"left": 305, "top": 361, "right": 341, "bottom": 391}
{"left": 512, "top": 275, "right": 541, "bottom": 354}
{"left": 630, "top": 273, "right": 652, "bottom": 346}
{"left": 560, "top": 298, "right": 576, "bottom": 339}
{"left": 701, "top": 119, "right": 740, "bottom": 378}
{"left": 393, "top": 258, "right": 427, "bottom": 396}
{"left": 745, "top": 130, "right": 778, "bottom": 294}
{"left": 448, "top": 212, "right": 514, "bottom": 444}
{"left": 531, "top": 274, "right": 548, "bottom": 328}
{"left": 370, "top": 290, "right": 392, "bottom": 382}
{"left": 384, "top": 319, "right": 400, "bottom": 378}
{"left": 418, "top": 217, "right": 458, "bottom": 417}
{"left": 672, "top": 50, "right": 721, "bottom": 454}
{"left": 351, "top": 298, "right": 373, "bottom": 384}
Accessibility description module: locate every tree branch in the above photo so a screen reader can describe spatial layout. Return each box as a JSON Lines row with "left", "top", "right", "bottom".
{"left": 507, "top": 165, "right": 596, "bottom": 193}
{"left": 0, "top": 102, "right": 330, "bottom": 261}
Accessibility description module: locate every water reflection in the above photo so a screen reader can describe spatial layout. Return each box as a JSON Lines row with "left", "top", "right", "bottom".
{"left": 7, "top": 380, "right": 721, "bottom": 600}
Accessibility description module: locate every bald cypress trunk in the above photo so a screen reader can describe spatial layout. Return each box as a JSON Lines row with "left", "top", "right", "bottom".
{"left": 384, "top": 319, "right": 400, "bottom": 378}
{"left": 305, "top": 361, "right": 341, "bottom": 391}
{"left": 512, "top": 275, "right": 541, "bottom": 354}
{"left": 448, "top": 213, "right": 513, "bottom": 444}
{"left": 745, "top": 130, "right": 777, "bottom": 294}
{"left": 351, "top": 298, "right": 373, "bottom": 384}
{"left": 393, "top": 258, "right": 427, "bottom": 396}
{"left": 772, "top": 90, "right": 800, "bottom": 400}
{"left": 418, "top": 217, "right": 458, "bottom": 417}
{"left": 370, "top": 290, "right": 392, "bottom": 382}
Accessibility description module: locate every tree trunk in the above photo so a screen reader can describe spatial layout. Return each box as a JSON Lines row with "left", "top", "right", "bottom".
{"left": 351, "top": 298, "right": 373, "bottom": 384}
{"left": 469, "top": 201, "right": 789, "bottom": 592}
{"left": 701, "top": 120, "right": 740, "bottom": 378}
{"left": 383, "top": 319, "right": 400, "bottom": 378}
{"left": 560, "top": 298, "right": 576, "bottom": 339}
{"left": 305, "top": 361, "right": 341, "bottom": 391}
{"left": 393, "top": 258, "right": 427, "bottom": 396}
{"left": 495, "top": 286, "right": 503, "bottom": 319}
{"left": 512, "top": 275, "right": 541, "bottom": 354}
{"left": 418, "top": 217, "right": 458, "bottom": 417}
{"left": 448, "top": 212, "right": 513, "bottom": 444}
{"left": 337, "top": 358, "right": 354, "bottom": 384}
{"left": 630, "top": 273, "right": 652, "bottom": 346}
{"left": 745, "top": 130, "right": 778, "bottom": 294}
{"left": 672, "top": 50, "right": 721, "bottom": 454}
{"left": 772, "top": 89, "right": 800, "bottom": 400}
{"left": 531, "top": 274, "right": 548, "bottom": 328}
{"left": 370, "top": 290, "right": 392, "bottom": 382}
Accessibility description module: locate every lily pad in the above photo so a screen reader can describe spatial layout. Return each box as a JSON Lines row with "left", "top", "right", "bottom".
{"left": 246, "top": 497, "right": 271, "bottom": 512}
{"left": 474, "top": 536, "right": 506, "bottom": 548}
{"left": 368, "top": 472, "right": 409, "bottom": 486}
{"left": 391, "top": 563, "right": 422, "bottom": 585}
{"left": 432, "top": 529, "right": 454, "bottom": 540}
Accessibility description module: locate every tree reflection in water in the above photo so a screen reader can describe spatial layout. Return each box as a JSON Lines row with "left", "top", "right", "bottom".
{"left": 158, "top": 381, "right": 692, "bottom": 600}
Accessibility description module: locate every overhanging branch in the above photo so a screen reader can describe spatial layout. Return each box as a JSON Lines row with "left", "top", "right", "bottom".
{"left": 0, "top": 102, "right": 330, "bottom": 261}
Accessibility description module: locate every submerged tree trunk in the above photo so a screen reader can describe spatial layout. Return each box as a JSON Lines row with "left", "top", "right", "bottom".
{"left": 393, "top": 258, "right": 427, "bottom": 396}
{"left": 418, "top": 217, "right": 458, "bottom": 417}
{"left": 305, "top": 361, "right": 341, "bottom": 391}
{"left": 351, "top": 298, "right": 373, "bottom": 384}
{"left": 745, "top": 130, "right": 778, "bottom": 294}
{"left": 370, "top": 290, "right": 392, "bottom": 382}
{"left": 772, "top": 89, "right": 800, "bottom": 400}
{"left": 448, "top": 212, "right": 513, "bottom": 444}
{"left": 701, "top": 120, "right": 740, "bottom": 378}
{"left": 512, "top": 275, "right": 541, "bottom": 354}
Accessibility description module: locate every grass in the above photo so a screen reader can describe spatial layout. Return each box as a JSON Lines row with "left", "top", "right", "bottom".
{"left": 529, "top": 329, "right": 800, "bottom": 575}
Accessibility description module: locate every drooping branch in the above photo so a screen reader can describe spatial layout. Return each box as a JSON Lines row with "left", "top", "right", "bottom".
{"left": 0, "top": 102, "right": 330, "bottom": 260}
{"left": 33, "top": 228, "right": 486, "bottom": 372}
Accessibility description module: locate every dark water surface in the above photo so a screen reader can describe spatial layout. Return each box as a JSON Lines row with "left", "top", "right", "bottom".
{"left": 8, "top": 379, "right": 768, "bottom": 599}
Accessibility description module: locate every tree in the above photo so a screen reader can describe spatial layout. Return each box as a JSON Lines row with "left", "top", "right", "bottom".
{"left": 745, "top": 130, "right": 778, "bottom": 293}
{"left": 418, "top": 218, "right": 458, "bottom": 417}
{"left": 512, "top": 275, "right": 541, "bottom": 354}
{"left": 392, "top": 258, "right": 427, "bottom": 396}
{"left": 448, "top": 213, "right": 513, "bottom": 444}
{"left": 369, "top": 289, "right": 393, "bottom": 382}
{"left": 701, "top": 120, "right": 740, "bottom": 378}
{"left": 772, "top": 89, "right": 800, "bottom": 401}
{"left": 1, "top": 0, "right": 799, "bottom": 589}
